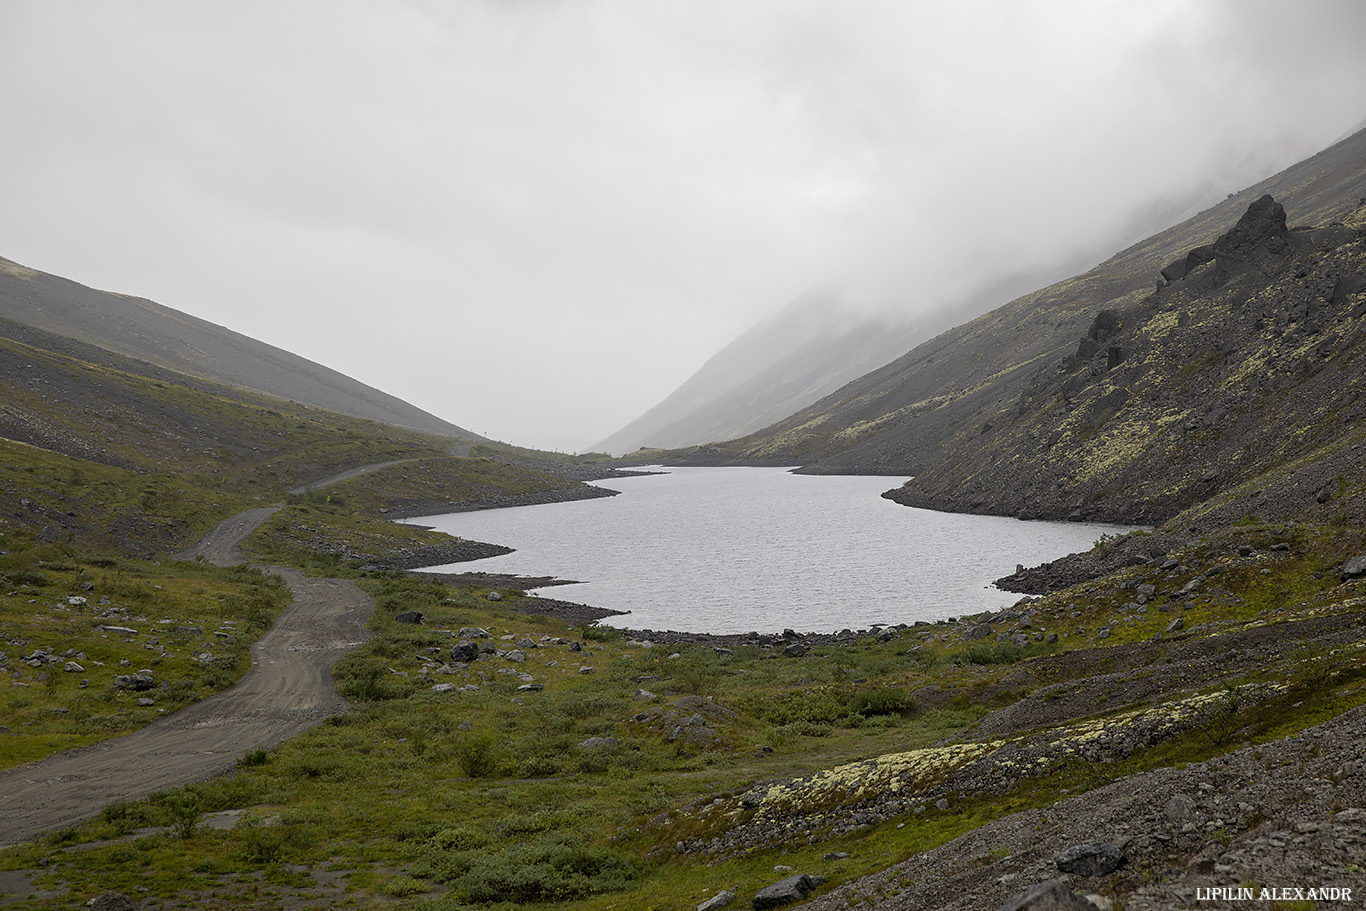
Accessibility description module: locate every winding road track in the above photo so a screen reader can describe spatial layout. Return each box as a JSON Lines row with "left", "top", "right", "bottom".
{"left": 0, "top": 513, "right": 374, "bottom": 848}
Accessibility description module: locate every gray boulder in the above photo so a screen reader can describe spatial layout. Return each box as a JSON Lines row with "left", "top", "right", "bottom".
{"left": 782, "top": 642, "right": 807, "bottom": 658}
{"left": 486, "top": 591, "right": 502, "bottom": 601}
{"left": 460, "top": 627, "right": 491, "bottom": 639}
{"left": 753, "top": 873, "right": 822, "bottom": 910}
{"left": 698, "top": 890, "right": 736, "bottom": 911}
{"left": 114, "top": 673, "right": 156, "bottom": 691}
{"left": 450, "top": 641, "right": 479, "bottom": 663}
{"left": 963, "top": 622, "right": 994, "bottom": 641}
{"left": 89, "top": 892, "right": 139, "bottom": 911}
{"left": 1055, "top": 841, "right": 1125, "bottom": 877}
{"left": 1341, "top": 555, "right": 1366, "bottom": 582}
{"left": 395, "top": 611, "right": 424, "bottom": 624}
{"left": 999, "top": 879, "right": 1100, "bottom": 911}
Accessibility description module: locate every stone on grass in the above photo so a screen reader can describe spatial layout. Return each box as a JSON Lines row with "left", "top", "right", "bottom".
{"left": 395, "top": 611, "right": 424, "bottom": 624}
{"left": 88, "top": 892, "right": 139, "bottom": 911}
{"left": 1341, "top": 555, "right": 1366, "bottom": 582}
{"left": 1165, "top": 617, "right": 1184, "bottom": 634}
{"left": 999, "top": 879, "right": 1100, "bottom": 911}
{"left": 577, "top": 737, "right": 618, "bottom": 750}
{"left": 460, "top": 627, "right": 491, "bottom": 639}
{"left": 450, "top": 641, "right": 479, "bottom": 663}
{"left": 964, "top": 622, "right": 994, "bottom": 641}
{"left": 698, "top": 889, "right": 736, "bottom": 911}
{"left": 486, "top": 591, "right": 502, "bottom": 601}
{"left": 1055, "top": 842, "right": 1125, "bottom": 877}
{"left": 752, "top": 873, "right": 823, "bottom": 910}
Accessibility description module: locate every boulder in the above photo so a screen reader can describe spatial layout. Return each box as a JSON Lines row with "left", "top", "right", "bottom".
{"left": 1341, "top": 555, "right": 1366, "bottom": 582}
{"left": 114, "top": 673, "right": 156, "bottom": 691}
{"left": 752, "top": 874, "right": 822, "bottom": 910}
{"left": 486, "top": 591, "right": 502, "bottom": 601}
{"left": 999, "top": 879, "right": 1101, "bottom": 911}
{"left": 88, "top": 892, "right": 139, "bottom": 911}
{"left": 782, "top": 642, "right": 807, "bottom": 657}
{"left": 395, "top": 611, "right": 424, "bottom": 625}
{"left": 1212, "top": 194, "right": 1291, "bottom": 263}
{"left": 963, "top": 622, "right": 994, "bottom": 641}
{"left": 450, "top": 641, "right": 479, "bottom": 663}
{"left": 459, "top": 627, "right": 491, "bottom": 639}
{"left": 698, "top": 890, "right": 736, "bottom": 911}
{"left": 1055, "top": 841, "right": 1125, "bottom": 877}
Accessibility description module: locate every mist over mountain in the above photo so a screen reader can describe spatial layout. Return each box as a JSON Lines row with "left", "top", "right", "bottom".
{"left": 650, "top": 123, "right": 1366, "bottom": 507}
{"left": 0, "top": 257, "right": 479, "bottom": 441}
{"left": 593, "top": 261, "right": 1096, "bottom": 457}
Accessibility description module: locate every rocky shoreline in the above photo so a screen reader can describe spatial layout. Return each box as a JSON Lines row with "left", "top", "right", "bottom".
{"left": 379, "top": 482, "right": 622, "bottom": 520}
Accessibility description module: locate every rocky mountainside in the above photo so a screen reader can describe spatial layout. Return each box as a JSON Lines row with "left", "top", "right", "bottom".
{"left": 649, "top": 125, "right": 1366, "bottom": 511}
{"left": 0, "top": 256, "right": 478, "bottom": 439}
{"left": 889, "top": 194, "right": 1366, "bottom": 527}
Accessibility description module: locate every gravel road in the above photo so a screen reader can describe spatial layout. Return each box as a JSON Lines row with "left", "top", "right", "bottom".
{"left": 0, "top": 513, "right": 374, "bottom": 848}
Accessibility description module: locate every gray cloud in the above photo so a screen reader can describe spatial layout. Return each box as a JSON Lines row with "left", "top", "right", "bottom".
{"left": 2, "top": 1, "right": 1364, "bottom": 450}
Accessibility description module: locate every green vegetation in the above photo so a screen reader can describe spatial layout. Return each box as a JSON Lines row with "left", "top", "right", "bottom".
{"left": 3, "top": 545, "right": 1363, "bottom": 909}
{"left": 0, "top": 550, "right": 290, "bottom": 768}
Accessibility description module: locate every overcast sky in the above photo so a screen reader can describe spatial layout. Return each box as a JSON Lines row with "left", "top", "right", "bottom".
{"left": 3, "top": 1, "right": 1365, "bottom": 451}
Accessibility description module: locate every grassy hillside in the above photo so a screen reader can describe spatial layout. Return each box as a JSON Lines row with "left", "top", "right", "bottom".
{"left": 0, "top": 255, "right": 477, "bottom": 438}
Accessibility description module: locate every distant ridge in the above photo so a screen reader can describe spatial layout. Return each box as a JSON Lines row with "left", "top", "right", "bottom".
{"left": 0, "top": 256, "right": 479, "bottom": 439}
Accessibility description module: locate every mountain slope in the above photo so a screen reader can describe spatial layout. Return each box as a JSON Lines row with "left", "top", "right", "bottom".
{"left": 891, "top": 194, "right": 1366, "bottom": 525}
{"left": 591, "top": 296, "right": 940, "bottom": 455}
{"left": 0, "top": 256, "right": 478, "bottom": 439}
{"left": 657, "top": 124, "right": 1366, "bottom": 496}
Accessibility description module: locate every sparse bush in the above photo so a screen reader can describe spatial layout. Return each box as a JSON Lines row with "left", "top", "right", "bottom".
{"left": 237, "top": 747, "right": 269, "bottom": 768}
{"left": 953, "top": 641, "right": 1043, "bottom": 666}
{"left": 237, "top": 820, "right": 287, "bottom": 865}
{"left": 847, "top": 687, "right": 916, "bottom": 718}
{"left": 453, "top": 832, "right": 635, "bottom": 903}
{"left": 455, "top": 736, "right": 499, "bottom": 779}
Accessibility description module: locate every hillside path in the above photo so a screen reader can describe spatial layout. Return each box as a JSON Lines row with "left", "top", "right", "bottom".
{"left": 286, "top": 459, "right": 418, "bottom": 495}
{"left": 0, "top": 513, "right": 374, "bottom": 847}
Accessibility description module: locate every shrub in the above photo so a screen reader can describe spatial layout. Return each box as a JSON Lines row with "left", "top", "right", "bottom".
{"left": 581, "top": 624, "right": 622, "bottom": 642}
{"left": 237, "top": 747, "right": 269, "bottom": 767}
{"left": 455, "top": 736, "right": 499, "bottom": 779}
{"left": 237, "top": 821, "right": 287, "bottom": 865}
{"left": 953, "top": 641, "right": 1042, "bottom": 666}
{"left": 454, "top": 833, "right": 634, "bottom": 904}
{"left": 847, "top": 687, "right": 916, "bottom": 718}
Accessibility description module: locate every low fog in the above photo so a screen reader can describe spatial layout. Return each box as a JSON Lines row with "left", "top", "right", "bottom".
{"left": 2, "top": 1, "right": 1365, "bottom": 451}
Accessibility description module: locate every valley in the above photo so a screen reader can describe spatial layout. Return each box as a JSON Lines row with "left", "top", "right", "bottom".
{"left": 1, "top": 133, "right": 1365, "bottom": 910}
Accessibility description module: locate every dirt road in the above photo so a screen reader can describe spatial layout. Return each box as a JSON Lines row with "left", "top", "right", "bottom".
{"left": 286, "top": 459, "right": 417, "bottom": 496}
{"left": 174, "top": 507, "right": 280, "bottom": 565}
{"left": 0, "top": 515, "right": 374, "bottom": 847}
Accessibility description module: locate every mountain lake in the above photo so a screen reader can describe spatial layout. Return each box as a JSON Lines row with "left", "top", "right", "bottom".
{"left": 408, "top": 466, "right": 1131, "bottom": 634}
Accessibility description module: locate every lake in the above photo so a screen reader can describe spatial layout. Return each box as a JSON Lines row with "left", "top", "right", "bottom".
{"left": 407, "top": 466, "right": 1126, "bottom": 634}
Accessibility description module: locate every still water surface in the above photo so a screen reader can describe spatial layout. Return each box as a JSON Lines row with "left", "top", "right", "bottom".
{"left": 410, "top": 467, "right": 1124, "bottom": 634}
